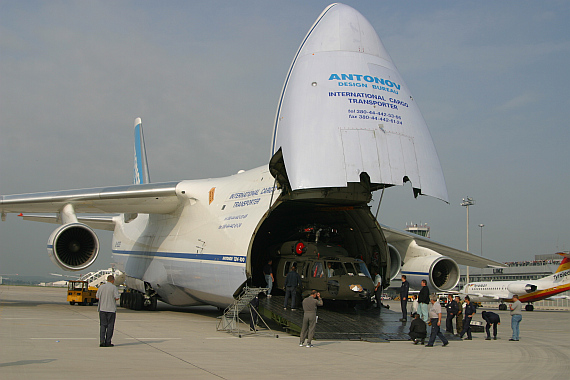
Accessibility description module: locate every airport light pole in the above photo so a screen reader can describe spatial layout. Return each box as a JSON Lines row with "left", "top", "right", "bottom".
{"left": 479, "top": 224, "right": 485, "bottom": 256}
{"left": 461, "top": 197, "right": 475, "bottom": 284}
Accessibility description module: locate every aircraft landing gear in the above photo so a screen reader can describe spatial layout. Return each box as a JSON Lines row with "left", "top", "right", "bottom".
{"left": 499, "top": 303, "right": 508, "bottom": 311}
{"left": 120, "top": 289, "right": 158, "bottom": 311}
{"left": 525, "top": 304, "right": 534, "bottom": 311}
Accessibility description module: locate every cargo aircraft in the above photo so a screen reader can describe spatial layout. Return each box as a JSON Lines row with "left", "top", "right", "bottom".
{"left": 461, "top": 252, "right": 570, "bottom": 311}
{"left": 1, "top": 3, "right": 503, "bottom": 310}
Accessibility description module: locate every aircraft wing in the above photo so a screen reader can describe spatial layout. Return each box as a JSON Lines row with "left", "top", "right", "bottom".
{"left": 17, "top": 214, "right": 117, "bottom": 231}
{"left": 380, "top": 224, "right": 506, "bottom": 268}
{"left": 0, "top": 182, "right": 181, "bottom": 216}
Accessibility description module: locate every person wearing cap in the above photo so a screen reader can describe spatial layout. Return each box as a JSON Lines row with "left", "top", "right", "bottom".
{"left": 425, "top": 295, "right": 449, "bottom": 347}
{"left": 408, "top": 312, "right": 427, "bottom": 345}
{"left": 459, "top": 295, "right": 476, "bottom": 340}
{"left": 481, "top": 311, "right": 501, "bottom": 340}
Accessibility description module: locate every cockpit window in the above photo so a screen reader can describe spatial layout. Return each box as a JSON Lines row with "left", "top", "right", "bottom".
{"left": 344, "top": 262, "right": 356, "bottom": 276}
{"left": 355, "top": 262, "right": 372, "bottom": 278}
{"left": 326, "top": 261, "right": 343, "bottom": 277}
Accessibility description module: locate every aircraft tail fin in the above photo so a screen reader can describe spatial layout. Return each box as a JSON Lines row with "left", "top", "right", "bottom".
{"left": 555, "top": 252, "right": 570, "bottom": 273}
{"left": 133, "top": 117, "right": 151, "bottom": 185}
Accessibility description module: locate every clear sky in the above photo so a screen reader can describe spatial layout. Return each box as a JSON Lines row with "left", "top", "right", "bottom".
{"left": 1, "top": 1, "right": 569, "bottom": 277}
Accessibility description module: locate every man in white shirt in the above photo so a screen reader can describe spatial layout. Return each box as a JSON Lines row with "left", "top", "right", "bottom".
{"left": 96, "top": 275, "right": 120, "bottom": 347}
{"left": 373, "top": 271, "right": 382, "bottom": 309}
{"left": 509, "top": 294, "right": 523, "bottom": 341}
{"left": 425, "top": 295, "right": 449, "bottom": 347}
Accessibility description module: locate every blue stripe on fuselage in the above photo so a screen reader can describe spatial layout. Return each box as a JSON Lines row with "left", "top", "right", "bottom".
{"left": 113, "top": 249, "right": 246, "bottom": 264}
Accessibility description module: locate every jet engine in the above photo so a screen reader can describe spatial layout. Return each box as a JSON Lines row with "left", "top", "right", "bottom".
{"left": 401, "top": 255, "right": 460, "bottom": 292}
{"left": 507, "top": 283, "right": 538, "bottom": 294}
{"left": 47, "top": 223, "right": 99, "bottom": 271}
{"left": 387, "top": 244, "right": 402, "bottom": 280}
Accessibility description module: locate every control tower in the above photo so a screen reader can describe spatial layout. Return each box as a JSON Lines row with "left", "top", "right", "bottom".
{"left": 405, "top": 222, "right": 430, "bottom": 238}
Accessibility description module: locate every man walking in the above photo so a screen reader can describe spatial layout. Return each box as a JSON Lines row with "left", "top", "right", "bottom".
{"left": 509, "top": 294, "right": 523, "bottom": 341}
{"left": 299, "top": 290, "right": 323, "bottom": 348}
{"left": 459, "top": 295, "right": 476, "bottom": 340}
{"left": 263, "top": 259, "right": 274, "bottom": 298}
{"left": 481, "top": 311, "right": 501, "bottom": 340}
{"left": 425, "top": 295, "right": 449, "bottom": 347}
{"left": 96, "top": 275, "right": 120, "bottom": 347}
{"left": 399, "top": 275, "right": 409, "bottom": 322}
{"left": 283, "top": 265, "right": 302, "bottom": 310}
{"left": 445, "top": 294, "right": 458, "bottom": 333}
{"left": 417, "top": 279, "right": 430, "bottom": 323}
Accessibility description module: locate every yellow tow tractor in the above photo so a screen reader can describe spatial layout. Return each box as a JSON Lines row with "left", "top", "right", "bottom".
{"left": 67, "top": 280, "right": 98, "bottom": 306}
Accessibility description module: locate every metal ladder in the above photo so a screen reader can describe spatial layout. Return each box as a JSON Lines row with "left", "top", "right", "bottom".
{"left": 216, "top": 287, "right": 277, "bottom": 338}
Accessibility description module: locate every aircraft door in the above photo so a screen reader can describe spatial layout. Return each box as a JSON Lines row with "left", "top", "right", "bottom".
{"left": 308, "top": 261, "right": 327, "bottom": 292}
{"left": 300, "top": 261, "right": 311, "bottom": 291}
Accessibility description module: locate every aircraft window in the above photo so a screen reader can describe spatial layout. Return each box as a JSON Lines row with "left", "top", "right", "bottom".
{"left": 344, "top": 263, "right": 356, "bottom": 276}
{"left": 327, "top": 261, "right": 345, "bottom": 276}
{"left": 354, "top": 262, "right": 371, "bottom": 278}
{"left": 312, "top": 262, "right": 324, "bottom": 278}
{"left": 284, "top": 261, "right": 297, "bottom": 277}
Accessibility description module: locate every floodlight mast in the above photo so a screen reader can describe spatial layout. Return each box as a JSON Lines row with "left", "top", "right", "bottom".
{"left": 460, "top": 197, "right": 475, "bottom": 283}
{"left": 479, "top": 224, "right": 485, "bottom": 256}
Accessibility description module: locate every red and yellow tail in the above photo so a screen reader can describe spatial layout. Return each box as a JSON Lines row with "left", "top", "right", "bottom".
{"left": 555, "top": 252, "right": 570, "bottom": 273}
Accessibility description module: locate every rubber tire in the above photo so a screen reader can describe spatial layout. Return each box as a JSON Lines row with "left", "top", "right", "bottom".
{"left": 133, "top": 292, "right": 143, "bottom": 310}
{"left": 70, "top": 301, "right": 75, "bottom": 305}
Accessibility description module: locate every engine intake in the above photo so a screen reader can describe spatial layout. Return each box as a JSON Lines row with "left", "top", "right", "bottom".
{"left": 48, "top": 223, "right": 99, "bottom": 271}
{"left": 507, "top": 283, "right": 538, "bottom": 294}
{"left": 401, "top": 255, "right": 460, "bottom": 292}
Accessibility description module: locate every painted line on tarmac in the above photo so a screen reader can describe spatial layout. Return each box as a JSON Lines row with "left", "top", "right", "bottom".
{"left": 206, "top": 336, "right": 294, "bottom": 340}
{"left": 30, "top": 338, "right": 97, "bottom": 340}
{"left": 124, "top": 338, "right": 182, "bottom": 340}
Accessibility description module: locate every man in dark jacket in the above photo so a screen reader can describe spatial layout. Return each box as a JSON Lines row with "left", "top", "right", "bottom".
{"left": 481, "top": 311, "right": 501, "bottom": 340}
{"left": 445, "top": 294, "right": 459, "bottom": 333}
{"left": 283, "top": 265, "right": 302, "bottom": 310}
{"left": 459, "top": 296, "right": 476, "bottom": 340}
{"left": 400, "top": 275, "right": 409, "bottom": 322}
{"left": 417, "top": 279, "right": 430, "bottom": 322}
{"left": 408, "top": 312, "right": 427, "bottom": 345}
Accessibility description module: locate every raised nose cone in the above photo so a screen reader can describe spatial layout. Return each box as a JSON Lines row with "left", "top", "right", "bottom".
{"left": 298, "top": 3, "right": 393, "bottom": 65}
{"left": 272, "top": 3, "right": 448, "bottom": 202}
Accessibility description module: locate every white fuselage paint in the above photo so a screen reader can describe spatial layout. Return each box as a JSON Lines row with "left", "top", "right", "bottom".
{"left": 112, "top": 166, "right": 279, "bottom": 307}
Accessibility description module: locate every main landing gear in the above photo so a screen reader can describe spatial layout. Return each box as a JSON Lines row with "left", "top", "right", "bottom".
{"left": 120, "top": 289, "right": 158, "bottom": 311}
{"left": 525, "top": 304, "right": 534, "bottom": 311}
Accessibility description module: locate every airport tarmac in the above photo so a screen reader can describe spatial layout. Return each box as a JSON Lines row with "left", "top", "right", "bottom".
{"left": 1, "top": 286, "right": 569, "bottom": 380}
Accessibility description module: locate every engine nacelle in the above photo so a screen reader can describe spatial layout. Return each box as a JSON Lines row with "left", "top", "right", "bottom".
{"left": 507, "top": 283, "right": 538, "bottom": 294}
{"left": 401, "top": 255, "right": 460, "bottom": 292}
{"left": 48, "top": 223, "right": 100, "bottom": 271}
{"left": 387, "top": 244, "right": 402, "bottom": 280}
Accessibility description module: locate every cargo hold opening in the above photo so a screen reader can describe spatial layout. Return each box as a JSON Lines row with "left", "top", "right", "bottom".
{"left": 248, "top": 200, "right": 390, "bottom": 291}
